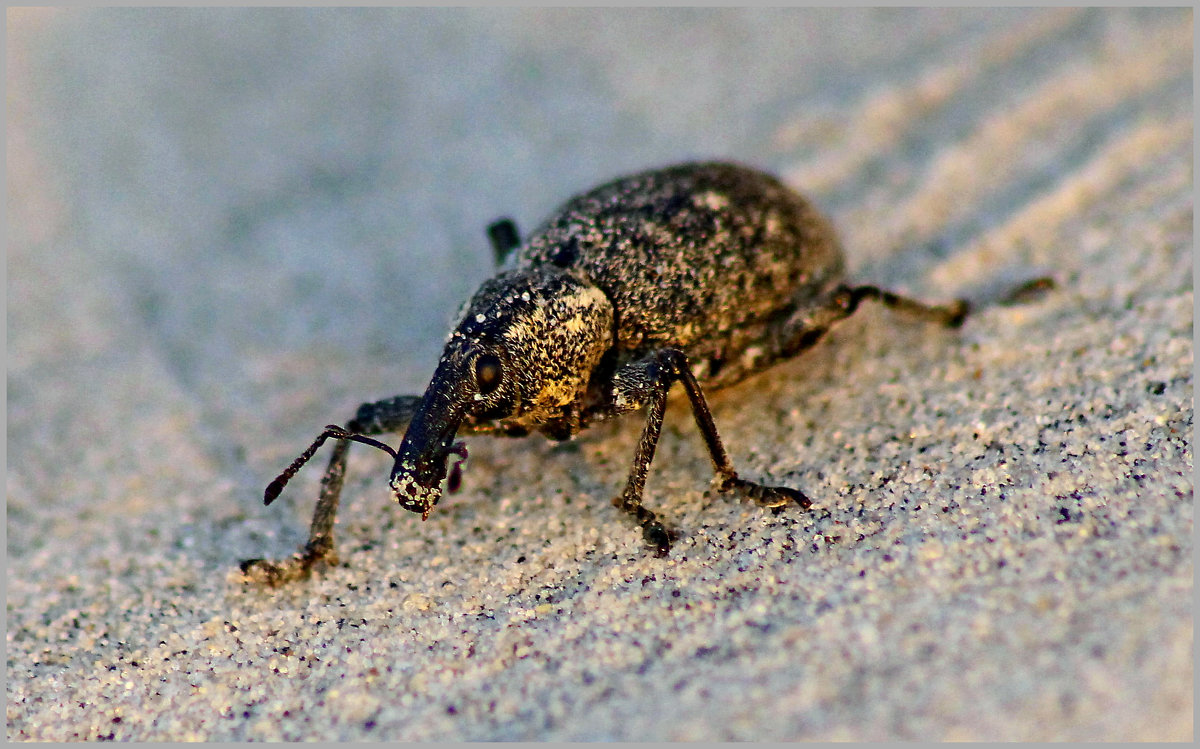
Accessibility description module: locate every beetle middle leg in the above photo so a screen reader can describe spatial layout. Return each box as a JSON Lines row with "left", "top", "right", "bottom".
{"left": 600, "top": 348, "right": 811, "bottom": 556}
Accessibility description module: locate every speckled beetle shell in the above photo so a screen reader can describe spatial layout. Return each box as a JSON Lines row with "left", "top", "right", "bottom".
{"left": 519, "top": 163, "right": 846, "bottom": 386}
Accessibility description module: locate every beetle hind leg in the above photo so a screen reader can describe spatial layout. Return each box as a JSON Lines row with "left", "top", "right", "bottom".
{"left": 838, "top": 284, "right": 969, "bottom": 327}
{"left": 486, "top": 217, "right": 521, "bottom": 267}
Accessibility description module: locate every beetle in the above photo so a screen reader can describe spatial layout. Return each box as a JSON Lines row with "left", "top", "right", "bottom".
{"left": 240, "top": 161, "right": 996, "bottom": 585}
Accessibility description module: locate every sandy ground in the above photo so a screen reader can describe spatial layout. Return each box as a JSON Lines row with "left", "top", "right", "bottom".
{"left": 7, "top": 7, "right": 1192, "bottom": 741}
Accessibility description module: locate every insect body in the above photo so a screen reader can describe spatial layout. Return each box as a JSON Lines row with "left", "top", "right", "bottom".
{"left": 241, "top": 162, "right": 972, "bottom": 585}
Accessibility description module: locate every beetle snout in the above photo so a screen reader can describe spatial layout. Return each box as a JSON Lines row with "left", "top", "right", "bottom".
{"left": 390, "top": 451, "right": 448, "bottom": 520}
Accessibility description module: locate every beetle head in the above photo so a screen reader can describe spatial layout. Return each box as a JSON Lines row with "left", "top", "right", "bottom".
{"left": 390, "top": 266, "right": 613, "bottom": 518}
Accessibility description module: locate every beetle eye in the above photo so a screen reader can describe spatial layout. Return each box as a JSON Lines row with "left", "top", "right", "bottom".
{"left": 475, "top": 353, "right": 502, "bottom": 395}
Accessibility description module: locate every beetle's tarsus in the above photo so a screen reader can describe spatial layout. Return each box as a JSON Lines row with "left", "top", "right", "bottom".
{"left": 643, "top": 521, "right": 671, "bottom": 556}
{"left": 998, "top": 276, "right": 1056, "bottom": 306}
{"left": 717, "top": 473, "right": 812, "bottom": 510}
{"left": 613, "top": 489, "right": 673, "bottom": 555}
{"left": 238, "top": 543, "right": 338, "bottom": 587}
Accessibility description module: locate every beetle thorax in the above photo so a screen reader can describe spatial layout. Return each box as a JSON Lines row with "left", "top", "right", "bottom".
{"left": 455, "top": 267, "right": 614, "bottom": 426}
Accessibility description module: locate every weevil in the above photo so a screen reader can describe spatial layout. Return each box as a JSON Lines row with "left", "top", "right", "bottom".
{"left": 241, "top": 161, "right": 1033, "bottom": 586}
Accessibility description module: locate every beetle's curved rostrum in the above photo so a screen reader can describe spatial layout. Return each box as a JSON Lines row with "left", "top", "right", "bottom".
{"left": 241, "top": 161, "right": 1050, "bottom": 586}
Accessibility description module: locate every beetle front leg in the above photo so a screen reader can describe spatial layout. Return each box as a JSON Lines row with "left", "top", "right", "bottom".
{"left": 240, "top": 395, "right": 425, "bottom": 586}
{"left": 602, "top": 349, "right": 811, "bottom": 556}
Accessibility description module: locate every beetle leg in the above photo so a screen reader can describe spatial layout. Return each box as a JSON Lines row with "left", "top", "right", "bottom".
{"left": 241, "top": 392, "right": 531, "bottom": 585}
{"left": 604, "top": 354, "right": 674, "bottom": 555}
{"left": 759, "top": 283, "right": 971, "bottom": 369}
{"left": 783, "top": 277, "right": 1053, "bottom": 354}
{"left": 601, "top": 348, "right": 811, "bottom": 556}
{"left": 486, "top": 217, "right": 521, "bottom": 267}
{"left": 240, "top": 395, "right": 425, "bottom": 586}
{"left": 835, "top": 284, "right": 969, "bottom": 327}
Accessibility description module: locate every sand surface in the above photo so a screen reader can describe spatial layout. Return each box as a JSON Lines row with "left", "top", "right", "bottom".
{"left": 7, "top": 8, "right": 1192, "bottom": 741}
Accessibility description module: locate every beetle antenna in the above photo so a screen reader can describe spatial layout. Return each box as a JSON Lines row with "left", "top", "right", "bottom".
{"left": 265, "top": 425, "right": 398, "bottom": 505}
